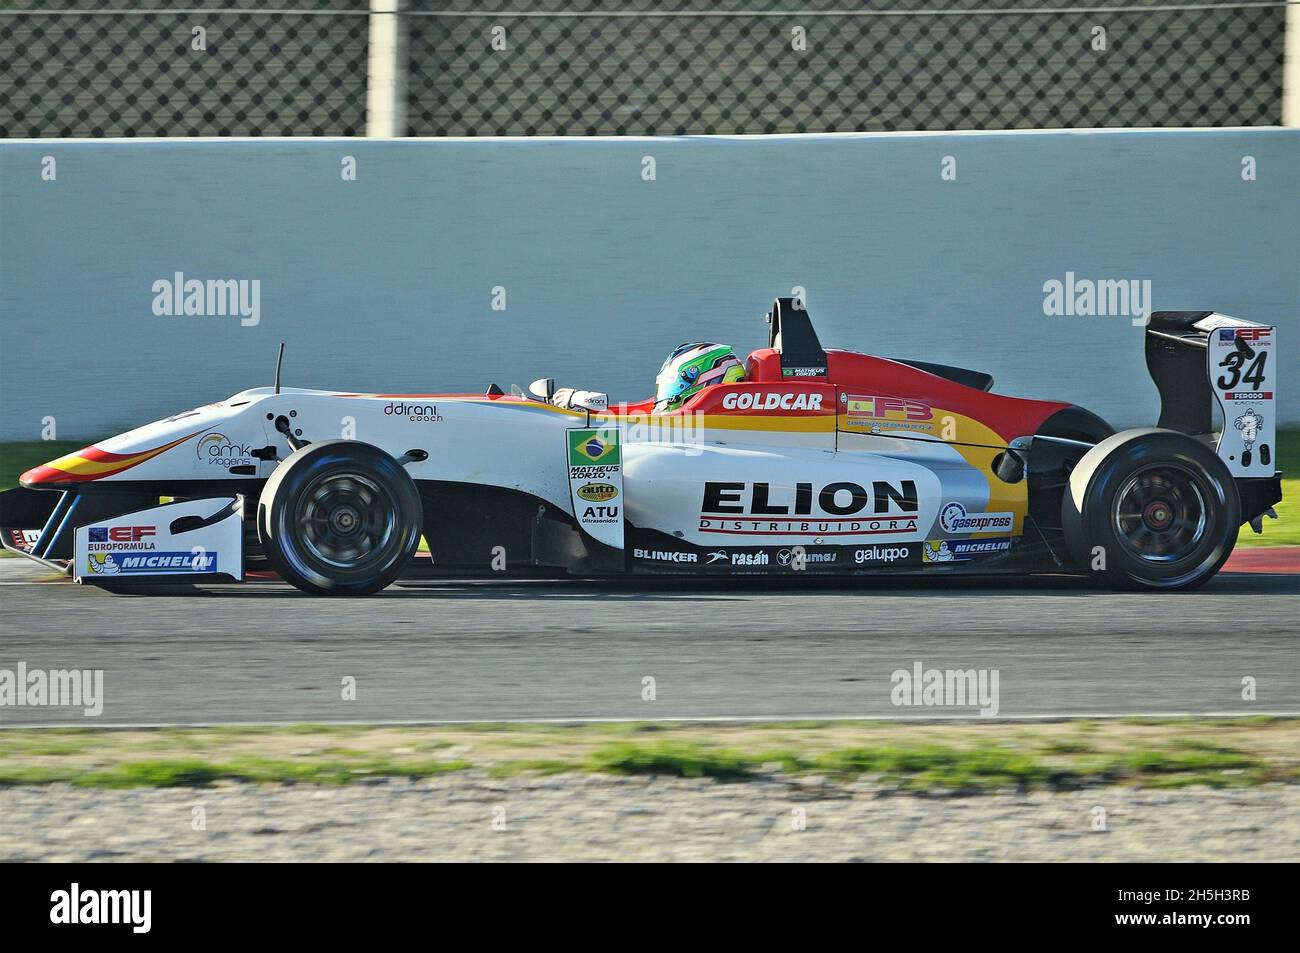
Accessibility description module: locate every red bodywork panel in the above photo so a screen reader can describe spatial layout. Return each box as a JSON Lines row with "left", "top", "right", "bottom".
{"left": 745, "top": 347, "right": 1073, "bottom": 444}
{"left": 610, "top": 347, "right": 1071, "bottom": 444}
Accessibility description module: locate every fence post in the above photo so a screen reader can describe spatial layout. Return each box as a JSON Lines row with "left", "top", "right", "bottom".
{"left": 1285, "top": 0, "right": 1300, "bottom": 125}
{"left": 366, "top": 0, "right": 408, "bottom": 137}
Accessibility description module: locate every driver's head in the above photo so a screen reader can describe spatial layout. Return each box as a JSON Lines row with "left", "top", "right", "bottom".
{"left": 654, "top": 342, "right": 745, "bottom": 412}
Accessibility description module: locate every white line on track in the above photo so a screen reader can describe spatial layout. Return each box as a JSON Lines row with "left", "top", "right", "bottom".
{"left": 4, "top": 712, "right": 1298, "bottom": 730}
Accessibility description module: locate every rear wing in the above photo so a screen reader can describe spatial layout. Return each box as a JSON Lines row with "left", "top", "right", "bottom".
{"left": 1145, "top": 311, "right": 1277, "bottom": 478}
{"left": 765, "top": 296, "right": 828, "bottom": 379}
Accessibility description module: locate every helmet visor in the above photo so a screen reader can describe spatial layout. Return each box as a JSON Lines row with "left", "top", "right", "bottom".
{"left": 655, "top": 343, "right": 740, "bottom": 410}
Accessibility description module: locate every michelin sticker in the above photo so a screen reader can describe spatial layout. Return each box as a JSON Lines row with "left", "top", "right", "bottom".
{"left": 567, "top": 428, "right": 624, "bottom": 549}
{"left": 1207, "top": 323, "right": 1276, "bottom": 477}
{"left": 923, "top": 538, "right": 1012, "bottom": 562}
{"left": 74, "top": 497, "right": 244, "bottom": 583}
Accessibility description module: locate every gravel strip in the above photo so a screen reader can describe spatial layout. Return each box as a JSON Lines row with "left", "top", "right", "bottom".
{"left": 1, "top": 774, "right": 1296, "bottom": 862}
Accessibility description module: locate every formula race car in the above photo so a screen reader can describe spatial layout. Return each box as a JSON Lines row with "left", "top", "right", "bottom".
{"left": 1, "top": 299, "right": 1282, "bottom": 594}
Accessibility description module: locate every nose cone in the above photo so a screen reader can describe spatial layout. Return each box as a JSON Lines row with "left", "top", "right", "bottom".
{"left": 20, "top": 431, "right": 199, "bottom": 487}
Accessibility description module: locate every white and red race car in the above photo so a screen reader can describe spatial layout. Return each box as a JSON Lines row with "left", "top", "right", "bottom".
{"left": 1, "top": 300, "right": 1281, "bottom": 594}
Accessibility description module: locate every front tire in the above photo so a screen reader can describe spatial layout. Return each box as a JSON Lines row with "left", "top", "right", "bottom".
{"left": 257, "top": 441, "right": 422, "bottom": 595}
{"left": 1061, "top": 428, "right": 1239, "bottom": 590}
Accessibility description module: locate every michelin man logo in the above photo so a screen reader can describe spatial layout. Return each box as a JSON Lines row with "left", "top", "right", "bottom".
{"left": 87, "top": 553, "right": 120, "bottom": 575}
{"left": 1234, "top": 407, "right": 1264, "bottom": 451}
{"left": 924, "top": 540, "right": 954, "bottom": 562}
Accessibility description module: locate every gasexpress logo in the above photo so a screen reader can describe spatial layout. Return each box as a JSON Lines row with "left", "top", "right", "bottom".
{"left": 938, "top": 501, "right": 1013, "bottom": 534}
{"left": 721, "top": 391, "right": 823, "bottom": 411}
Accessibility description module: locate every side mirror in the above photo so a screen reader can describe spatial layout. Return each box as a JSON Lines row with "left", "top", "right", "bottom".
{"left": 528, "top": 378, "right": 556, "bottom": 401}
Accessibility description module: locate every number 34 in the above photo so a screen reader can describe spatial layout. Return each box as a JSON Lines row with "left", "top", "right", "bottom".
{"left": 1218, "top": 349, "right": 1268, "bottom": 390}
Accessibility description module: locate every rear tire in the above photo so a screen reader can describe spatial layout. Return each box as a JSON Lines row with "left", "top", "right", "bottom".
{"left": 1061, "top": 428, "right": 1239, "bottom": 590}
{"left": 257, "top": 441, "right": 422, "bottom": 595}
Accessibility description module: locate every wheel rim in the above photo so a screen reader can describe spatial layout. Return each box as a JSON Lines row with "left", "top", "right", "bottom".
{"left": 295, "top": 472, "right": 398, "bottom": 569}
{"left": 1112, "top": 464, "right": 1208, "bottom": 563}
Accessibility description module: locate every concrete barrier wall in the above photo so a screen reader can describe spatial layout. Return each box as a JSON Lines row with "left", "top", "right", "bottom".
{"left": 0, "top": 129, "right": 1296, "bottom": 443}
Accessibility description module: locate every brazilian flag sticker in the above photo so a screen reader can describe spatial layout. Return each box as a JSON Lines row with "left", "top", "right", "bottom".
{"left": 568, "top": 429, "right": 620, "bottom": 467}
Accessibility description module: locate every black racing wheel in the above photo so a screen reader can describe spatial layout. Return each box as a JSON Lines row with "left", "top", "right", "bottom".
{"left": 1062, "top": 428, "right": 1239, "bottom": 590}
{"left": 257, "top": 440, "right": 422, "bottom": 595}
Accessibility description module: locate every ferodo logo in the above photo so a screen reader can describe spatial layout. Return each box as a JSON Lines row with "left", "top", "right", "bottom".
{"left": 721, "top": 391, "right": 823, "bottom": 412}
{"left": 939, "top": 502, "right": 1014, "bottom": 534}
{"left": 577, "top": 482, "right": 619, "bottom": 503}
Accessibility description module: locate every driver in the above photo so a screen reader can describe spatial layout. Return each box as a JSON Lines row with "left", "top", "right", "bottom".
{"left": 654, "top": 342, "right": 745, "bottom": 412}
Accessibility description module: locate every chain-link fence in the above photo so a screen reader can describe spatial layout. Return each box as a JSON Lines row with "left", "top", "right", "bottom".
{"left": 0, "top": 0, "right": 370, "bottom": 137}
{"left": 405, "top": 0, "right": 1288, "bottom": 135}
{"left": 0, "top": 0, "right": 1290, "bottom": 137}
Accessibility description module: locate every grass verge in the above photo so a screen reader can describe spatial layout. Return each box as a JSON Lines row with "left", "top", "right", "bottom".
{"left": 1236, "top": 427, "right": 1297, "bottom": 546}
{"left": 0, "top": 442, "right": 86, "bottom": 557}
{"left": 0, "top": 441, "right": 85, "bottom": 492}
{"left": 0, "top": 718, "right": 1295, "bottom": 792}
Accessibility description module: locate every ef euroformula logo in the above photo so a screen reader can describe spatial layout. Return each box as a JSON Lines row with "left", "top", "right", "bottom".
{"left": 50, "top": 883, "right": 151, "bottom": 933}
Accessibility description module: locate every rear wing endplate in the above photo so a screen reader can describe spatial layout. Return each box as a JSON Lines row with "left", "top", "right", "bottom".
{"left": 1145, "top": 311, "right": 1277, "bottom": 478}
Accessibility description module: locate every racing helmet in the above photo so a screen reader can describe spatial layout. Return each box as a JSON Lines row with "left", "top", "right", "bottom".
{"left": 654, "top": 342, "right": 745, "bottom": 412}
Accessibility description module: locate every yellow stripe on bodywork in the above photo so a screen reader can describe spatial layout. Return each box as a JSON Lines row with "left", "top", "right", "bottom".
{"left": 43, "top": 431, "right": 199, "bottom": 478}
{"left": 932, "top": 414, "right": 1027, "bottom": 538}
{"left": 456, "top": 397, "right": 587, "bottom": 418}
{"left": 593, "top": 412, "right": 835, "bottom": 434}
{"left": 838, "top": 409, "right": 1029, "bottom": 537}
{"left": 41, "top": 452, "right": 135, "bottom": 477}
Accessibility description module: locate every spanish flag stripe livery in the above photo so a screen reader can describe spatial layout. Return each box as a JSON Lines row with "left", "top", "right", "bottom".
{"left": 20, "top": 430, "right": 205, "bottom": 484}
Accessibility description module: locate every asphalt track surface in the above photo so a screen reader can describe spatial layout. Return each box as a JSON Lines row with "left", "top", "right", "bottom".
{"left": 0, "top": 559, "right": 1297, "bottom": 726}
